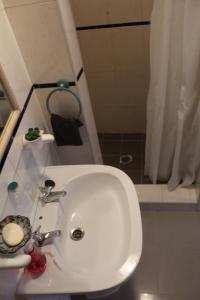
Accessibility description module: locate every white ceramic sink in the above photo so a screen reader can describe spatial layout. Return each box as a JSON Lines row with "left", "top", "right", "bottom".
{"left": 18, "top": 165, "right": 142, "bottom": 295}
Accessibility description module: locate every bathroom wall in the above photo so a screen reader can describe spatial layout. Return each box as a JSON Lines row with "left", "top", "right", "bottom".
{"left": 0, "top": 1, "right": 56, "bottom": 220}
{"left": 0, "top": 1, "right": 59, "bottom": 298}
{"left": 2, "top": 0, "right": 101, "bottom": 164}
{"left": 71, "top": 0, "right": 154, "bottom": 133}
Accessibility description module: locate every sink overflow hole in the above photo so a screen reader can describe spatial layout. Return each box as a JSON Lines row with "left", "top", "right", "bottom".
{"left": 70, "top": 228, "right": 85, "bottom": 241}
{"left": 120, "top": 154, "right": 133, "bottom": 165}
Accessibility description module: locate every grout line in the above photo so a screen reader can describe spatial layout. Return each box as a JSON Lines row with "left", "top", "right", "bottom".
{"left": 4, "top": 0, "right": 54, "bottom": 10}
{"left": 118, "top": 138, "right": 123, "bottom": 169}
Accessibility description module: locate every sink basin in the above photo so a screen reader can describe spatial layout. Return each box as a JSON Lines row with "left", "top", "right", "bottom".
{"left": 18, "top": 165, "right": 142, "bottom": 295}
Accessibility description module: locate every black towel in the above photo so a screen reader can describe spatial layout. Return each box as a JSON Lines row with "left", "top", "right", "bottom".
{"left": 51, "top": 113, "right": 83, "bottom": 146}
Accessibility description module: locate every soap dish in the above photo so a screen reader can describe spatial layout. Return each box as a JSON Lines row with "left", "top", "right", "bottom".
{"left": 0, "top": 215, "right": 31, "bottom": 254}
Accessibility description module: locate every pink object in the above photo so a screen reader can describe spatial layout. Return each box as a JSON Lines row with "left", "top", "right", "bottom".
{"left": 24, "top": 243, "right": 46, "bottom": 274}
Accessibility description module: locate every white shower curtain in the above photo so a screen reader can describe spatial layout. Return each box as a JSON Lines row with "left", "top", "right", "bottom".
{"left": 145, "top": 0, "right": 200, "bottom": 190}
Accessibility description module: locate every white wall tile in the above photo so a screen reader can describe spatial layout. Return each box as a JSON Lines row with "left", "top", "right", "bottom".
{"left": 135, "top": 185, "right": 163, "bottom": 203}
{"left": 2, "top": 0, "right": 53, "bottom": 8}
{"left": 1, "top": 171, "right": 34, "bottom": 220}
{"left": 8, "top": 92, "right": 49, "bottom": 171}
{"left": 77, "top": 25, "right": 150, "bottom": 133}
{"left": 87, "top": 69, "right": 148, "bottom": 131}
{"left": 71, "top": 0, "right": 108, "bottom": 27}
{"left": 107, "top": 0, "right": 142, "bottom": 23}
{"left": 114, "top": 69, "right": 148, "bottom": 108}
{"left": 0, "top": 1, "right": 71, "bottom": 298}
{"left": 0, "top": 0, "right": 4, "bottom": 10}
{"left": 5, "top": 0, "right": 74, "bottom": 83}
{"left": 135, "top": 185, "right": 197, "bottom": 204}
{"left": 65, "top": 31, "right": 83, "bottom": 77}
{"left": 111, "top": 26, "right": 145, "bottom": 71}
{"left": 0, "top": 2, "right": 57, "bottom": 220}
{"left": 71, "top": 0, "right": 144, "bottom": 25}
{"left": 57, "top": 0, "right": 102, "bottom": 163}
{"left": 94, "top": 105, "right": 146, "bottom": 133}
{"left": 141, "top": 0, "right": 154, "bottom": 20}
{"left": 72, "top": 1, "right": 151, "bottom": 133}
{"left": 79, "top": 29, "right": 114, "bottom": 73}
{"left": 162, "top": 185, "right": 197, "bottom": 204}
{"left": 0, "top": 8, "right": 31, "bottom": 109}
{"left": 76, "top": 72, "right": 102, "bottom": 163}
{"left": 86, "top": 71, "right": 117, "bottom": 107}
{"left": 0, "top": 157, "right": 15, "bottom": 217}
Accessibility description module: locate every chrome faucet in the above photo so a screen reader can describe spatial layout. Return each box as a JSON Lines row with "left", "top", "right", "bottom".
{"left": 33, "top": 225, "right": 61, "bottom": 247}
{"left": 39, "top": 179, "right": 67, "bottom": 203}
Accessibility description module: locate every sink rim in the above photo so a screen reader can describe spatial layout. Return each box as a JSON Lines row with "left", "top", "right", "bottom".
{"left": 17, "top": 165, "right": 143, "bottom": 295}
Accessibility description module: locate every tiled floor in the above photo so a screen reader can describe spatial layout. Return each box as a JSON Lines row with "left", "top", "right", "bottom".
{"left": 99, "top": 133, "right": 152, "bottom": 184}
{"left": 72, "top": 211, "right": 200, "bottom": 300}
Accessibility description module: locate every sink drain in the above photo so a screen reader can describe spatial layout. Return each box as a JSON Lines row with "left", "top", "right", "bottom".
{"left": 70, "top": 228, "right": 85, "bottom": 241}
{"left": 120, "top": 154, "right": 133, "bottom": 165}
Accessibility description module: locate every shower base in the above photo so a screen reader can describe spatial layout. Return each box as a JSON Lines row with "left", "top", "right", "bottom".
{"left": 98, "top": 132, "right": 163, "bottom": 184}
{"left": 99, "top": 133, "right": 199, "bottom": 206}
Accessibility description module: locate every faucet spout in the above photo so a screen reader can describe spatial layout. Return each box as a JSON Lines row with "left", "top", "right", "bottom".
{"left": 40, "top": 191, "right": 67, "bottom": 203}
{"left": 39, "top": 179, "right": 67, "bottom": 203}
{"left": 33, "top": 226, "right": 61, "bottom": 247}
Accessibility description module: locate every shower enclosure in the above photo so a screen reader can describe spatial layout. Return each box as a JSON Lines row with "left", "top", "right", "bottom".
{"left": 70, "top": 0, "right": 153, "bottom": 184}
{"left": 66, "top": 0, "right": 199, "bottom": 205}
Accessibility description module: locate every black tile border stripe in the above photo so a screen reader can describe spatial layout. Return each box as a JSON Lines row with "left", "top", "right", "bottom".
{"left": 33, "top": 82, "right": 75, "bottom": 89}
{"left": 76, "top": 21, "right": 150, "bottom": 31}
{"left": 0, "top": 81, "right": 76, "bottom": 174}
{"left": 76, "top": 67, "right": 84, "bottom": 81}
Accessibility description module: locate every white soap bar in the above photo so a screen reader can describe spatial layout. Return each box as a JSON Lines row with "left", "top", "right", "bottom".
{"left": 2, "top": 223, "right": 24, "bottom": 246}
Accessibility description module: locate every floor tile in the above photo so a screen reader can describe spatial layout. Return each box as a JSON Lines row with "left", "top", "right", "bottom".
{"left": 140, "top": 140, "right": 146, "bottom": 158}
{"left": 87, "top": 291, "right": 199, "bottom": 300}
{"left": 101, "top": 140, "right": 122, "bottom": 155}
{"left": 141, "top": 174, "right": 152, "bottom": 184}
{"left": 124, "top": 169, "right": 142, "bottom": 184}
{"left": 103, "top": 133, "right": 122, "bottom": 141}
{"left": 122, "top": 140, "right": 142, "bottom": 155}
{"left": 120, "top": 155, "right": 142, "bottom": 171}
{"left": 123, "top": 133, "right": 145, "bottom": 141}
{"left": 74, "top": 211, "right": 200, "bottom": 300}
{"left": 141, "top": 211, "right": 159, "bottom": 248}
{"left": 156, "top": 212, "right": 200, "bottom": 250}
{"left": 158, "top": 248, "right": 200, "bottom": 298}
{"left": 98, "top": 133, "right": 104, "bottom": 142}
{"left": 132, "top": 247, "right": 160, "bottom": 294}
{"left": 103, "top": 155, "right": 120, "bottom": 168}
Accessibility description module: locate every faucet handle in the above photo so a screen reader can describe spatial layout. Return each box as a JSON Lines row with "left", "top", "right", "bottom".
{"left": 45, "top": 180, "right": 55, "bottom": 189}
{"left": 40, "top": 179, "right": 55, "bottom": 196}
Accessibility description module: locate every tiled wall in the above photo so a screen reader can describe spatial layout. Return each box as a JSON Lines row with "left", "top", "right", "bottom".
{"left": 0, "top": 1, "right": 59, "bottom": 298}
{"left": 3, "top": 0, "right": 99, "bottom": 164}
{"left": 0, "top": 3, "right": 54, "bottom": 220}
{"left": 71, "top": 0, "right": 154, "bottom": 133}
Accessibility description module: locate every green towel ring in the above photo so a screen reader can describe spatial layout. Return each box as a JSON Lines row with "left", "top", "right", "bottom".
{"left": 46, "top": 87, "right": 82, "bottom": 118}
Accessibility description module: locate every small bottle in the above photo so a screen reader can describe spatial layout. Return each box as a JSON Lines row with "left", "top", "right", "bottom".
{"left": 24, "top": 240, "right": 47, "bottom": 274}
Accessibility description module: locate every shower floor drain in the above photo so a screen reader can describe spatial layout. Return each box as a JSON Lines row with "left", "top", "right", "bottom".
{"left": 70, "top": 228, "right": 85, "bottom": 241}
{"left": 120, "top": 154, "right": 133, "bottom": 165}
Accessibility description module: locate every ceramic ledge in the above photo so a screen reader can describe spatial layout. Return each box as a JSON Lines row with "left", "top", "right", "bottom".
{"left": 135, "top": 184, "right": 198, "bottom": 204}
